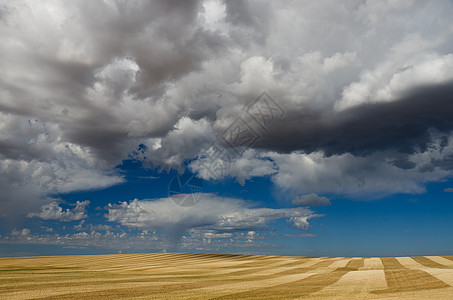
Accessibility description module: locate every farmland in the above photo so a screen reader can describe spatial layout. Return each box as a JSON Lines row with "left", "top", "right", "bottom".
{"left": 1, "top": 253, "right": 453, "bottom": 299}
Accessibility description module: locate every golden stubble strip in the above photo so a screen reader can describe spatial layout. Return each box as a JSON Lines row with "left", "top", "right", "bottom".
{"left": 0, "top": 274, "right": 193, "bottom": 297}
{"left": 267, "top": 257, "right": 344, "bottom": 277}
{"left": 322, "top": 258, "right": 347, "bottom": 269}
{"left": 5, "top": 261, "right": 303, "bottom": 299}
{"left": 310, "top": 269, "right": 387, "bottom": 299}
{"left": 272, "top": 257, "right": 321, "bottom": 268}
{"left": 429, "top": 256, "right": 453, "bottom": 267}
{"left": 0, "top": 256, "right": 323, "bottom": 299}
{"left": 0, "top": 253, "right": 162, "bottom": 271}
{"left": 3, "top": 280, "right": 196, "bottom": 300}
{"left": 107, "top": 254, "right": 269, "bottom": 273}
{"left": 159, "top": 258, "right": 341, "bottom": 299}
{"left": 398, "top": 256, "right": 453, "bottom": 287}
{"left": 418, "top": 268, "right": 453, "bottom": 287}
{"left": 361, "top": 257, "right": 384, "bottom": 270}
{"left": 155, "top": 256, "right": 303, "bottom": 278}
{"left": 372, "top": 258, "right": 449, "bottom": 295}
{"left": 224, "top": 257, "right": 327, "bottom": 278}
{"left": 0, "top": 256, "right": 320, "bottom": 297}
{"left": 202, "top": 258, "right": 365, "bottom": 299}
{"left": 56, "top": 253, "right": 262, "bottom": 273}
{"left": 411, "top": 256, "right": 452, "bottom": 269}
{"left": 396, "top": 257, "right": 425, "bottom": 269}
{"left": 18, "top": 257, "right": 330, "bottom": 299}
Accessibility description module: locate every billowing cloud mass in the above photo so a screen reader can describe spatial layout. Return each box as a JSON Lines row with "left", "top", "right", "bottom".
{"left": 1, "top": 1, "right": 453, "bottom": 228}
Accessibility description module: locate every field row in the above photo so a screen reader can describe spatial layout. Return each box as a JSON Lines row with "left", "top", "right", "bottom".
{"left": 1, "top": 253, "right": 453, "bottom": 299}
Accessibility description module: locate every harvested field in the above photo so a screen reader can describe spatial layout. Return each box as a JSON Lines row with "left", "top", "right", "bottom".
{"left": 1, "top": 253, "right": 453, "bottom": 299}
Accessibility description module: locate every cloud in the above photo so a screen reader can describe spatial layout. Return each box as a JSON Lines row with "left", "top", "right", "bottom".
{"left": 0, "top": 152, "right": 122, "bottom": 220}
{"left": 106, "top": 194, "right": 317, "bottom": 248}
{"left": 0, "top": 226, "right": 280, "bottom": 253}
{"left": 1, "top": 0, "right": 453, "bottom": 221}
{"left": 189, "top": 134, "right": 453, "bottom": 197}
{"left": 293, "top": 193, "right": 331, "bottom": 206}
{"left": 0, "top": 0, "right": 223, "bottom": 216}
{"left": 336, "top": 54, "right": 453, "bottom": 111}
{"left": 11, "top": 228, "right": 31, "bottom": 237}
{"left": 189, "top": 133, "right": 453, "bottom": 197}
{"left": 284, "top": 233, "right": 316, "bottom": 238}
{"left": 189, "top": 148, "right": 277, "bottom": 183}
{"left": 28, "top": 200, "right": 90, "bottom": 222}
{"left": 142, "top": 117, "right": 215, "bottom": 172}
{"left": 268, "top": 148, "right": 452, "bottom": 197}
{"left": 255, "top": 82, "right": 453, "bottom": 157}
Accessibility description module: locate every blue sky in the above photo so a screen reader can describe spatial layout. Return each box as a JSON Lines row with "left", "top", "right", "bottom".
{"left": 1, "top": 0, "right": 453, "bottom": 257}
{"left": 1, "top": 159, "right": 452, "bottom": 257}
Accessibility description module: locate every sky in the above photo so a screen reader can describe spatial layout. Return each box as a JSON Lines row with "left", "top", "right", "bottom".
{"left": 1, "top": 0, "right": 453, "bottom": 257}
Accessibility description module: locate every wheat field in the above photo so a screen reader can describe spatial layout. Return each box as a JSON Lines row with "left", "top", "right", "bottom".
{"left": 1, "top": 253, "right": 453, "bottom": 299}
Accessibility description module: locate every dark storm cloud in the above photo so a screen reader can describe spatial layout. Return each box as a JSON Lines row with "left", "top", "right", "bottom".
{"left": 392, "top": 157, "right": 416, "bottom": 170}
{"left": 431, "top": 153, "right": 453, "bottom": 171}
{"left": 255, "top": 82, "right": 453, "bottom": 156}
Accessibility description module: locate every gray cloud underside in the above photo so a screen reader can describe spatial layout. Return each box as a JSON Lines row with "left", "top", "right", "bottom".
{"left": 256, "top": 82, "right": 453, "bottom": 156}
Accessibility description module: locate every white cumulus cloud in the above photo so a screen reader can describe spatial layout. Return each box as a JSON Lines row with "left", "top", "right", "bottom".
{"left": 28, "top": 200, "right": 90, "bottom": 222}
{"left": 106, "top": 194, "right": 317, "bottom": 247}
